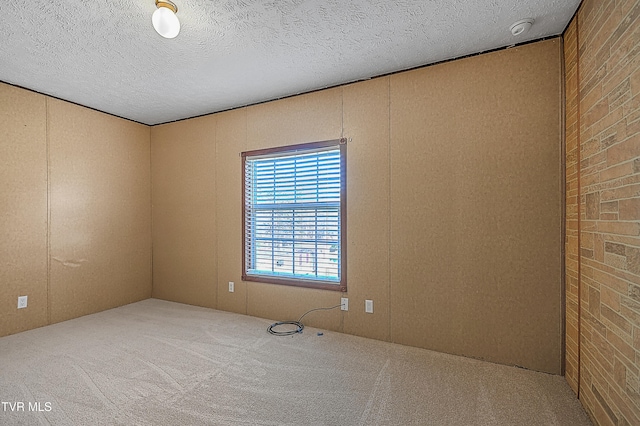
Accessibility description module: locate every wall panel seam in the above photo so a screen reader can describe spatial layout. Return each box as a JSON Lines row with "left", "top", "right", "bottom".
{"left": 340, "top": 87, "right": 345, "bottom": 334}
{"left": 387, "top": 76, "right": 392, "bottom": 343}
{"left": 575, "top": 9, "right": 582, "bottom": 400}
{"left": 150, "top": 128, "right": 155, "bottom": 298}
{"left": 214, "top": 119, "right": 219, "bottom": 310}
{"left": 45, "top": 96, "right": 51, "bottom": 326}
{"left": 560, "top": 36, "right": 567, "bottom": 377}
{"left": 244, "top": 107, "right": 249, "bottom": 316}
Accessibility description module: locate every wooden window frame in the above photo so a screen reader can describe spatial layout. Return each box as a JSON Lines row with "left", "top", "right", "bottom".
{"left": 241, "top": 138, "right": 347, "bottom": 292}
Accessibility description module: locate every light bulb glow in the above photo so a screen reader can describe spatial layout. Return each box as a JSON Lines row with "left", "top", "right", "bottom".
{"left": 152, "top": 6, "right": 180, "bottom": 39}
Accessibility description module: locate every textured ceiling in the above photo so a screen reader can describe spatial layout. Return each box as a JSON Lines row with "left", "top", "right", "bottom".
{"left": 0, "top": 0, "right": 580, "bottom": 125}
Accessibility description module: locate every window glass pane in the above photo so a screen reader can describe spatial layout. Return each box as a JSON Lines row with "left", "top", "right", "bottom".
{"left": 316, "top": 242, "right": 339, "bottom": 279}
{"left": 243, "top": 141, "right": 345, "bottom": 289}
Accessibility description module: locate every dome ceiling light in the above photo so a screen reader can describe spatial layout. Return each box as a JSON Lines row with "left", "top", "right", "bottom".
{"left": 152, "top": 0, "right": 180, "bottom": 39}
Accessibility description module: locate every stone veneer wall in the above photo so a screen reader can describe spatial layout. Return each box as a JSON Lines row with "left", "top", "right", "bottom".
{"left": 564, "top": 0, "right": 640, "bottom": 425}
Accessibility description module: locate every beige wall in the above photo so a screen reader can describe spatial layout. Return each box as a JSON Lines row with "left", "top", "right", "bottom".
{"left": 151, "top": 117, "right": 217, "bottom": 308}
{"left": 389, "top": 39, "right": 563, "bottom": 374}
{"left": 0, "top": 83, "right": 152, "bottom": 337}
{"left": 215, "top": 108, "right": 247, "bottom": 314}
{"left": 564, "top": 0, "right": 640, "bottom": 424}
{"left": 0, "top": 84, "right": 48, "bottom": 336}
{"left": 48, "top": 100, "right": 152, "bottom": 323}
{"left": 152, "top": 38, "right": 564, "bottom": 373}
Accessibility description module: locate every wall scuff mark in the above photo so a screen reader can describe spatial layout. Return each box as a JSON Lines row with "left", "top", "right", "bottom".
{"left": 52, "top": 257, "right": 88, "bottom": 268}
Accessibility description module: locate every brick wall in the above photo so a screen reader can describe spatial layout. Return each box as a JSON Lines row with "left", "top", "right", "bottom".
{"left": 565, "top": 0, "right": 640, "bottom": 424}
{"left": 565, "top": 15, "right": 581, "bottom": 396}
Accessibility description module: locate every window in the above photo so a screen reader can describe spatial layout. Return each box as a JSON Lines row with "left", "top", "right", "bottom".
{"left": 242, "top": 139, "right": 346, "bottom": 291}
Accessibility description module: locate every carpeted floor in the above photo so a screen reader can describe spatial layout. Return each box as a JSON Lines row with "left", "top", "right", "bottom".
{"left": 0, "top": 299, "right": 591, "bottom": 425}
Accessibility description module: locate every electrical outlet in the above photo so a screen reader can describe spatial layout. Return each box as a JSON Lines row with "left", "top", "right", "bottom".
{"left": 228, "top": 282, "right": 234, "bottom": 293}
{"left": 341, "top": 297, "right": 348, "bottom": 311}
{"left": 365, "top": 299, "right": 373, "bottom": 314}
{"left": 17, "top": 296, "right": 27, "bottom": 309}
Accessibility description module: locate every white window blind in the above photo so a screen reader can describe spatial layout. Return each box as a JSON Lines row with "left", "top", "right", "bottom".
{"left": 243, "top": 143, "right": 344, "bottom": 287}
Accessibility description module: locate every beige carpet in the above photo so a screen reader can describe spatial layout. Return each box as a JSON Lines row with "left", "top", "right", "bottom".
{"left": 0, "top": 299, "right": 591, "bottom": 425}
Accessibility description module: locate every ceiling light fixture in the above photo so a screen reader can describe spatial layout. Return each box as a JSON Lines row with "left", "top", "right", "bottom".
{"left": 152, "top": 0, "right": 180, "bottom": 39}
{"left": 510, "top": 19, "right": 534, "bottom": 36}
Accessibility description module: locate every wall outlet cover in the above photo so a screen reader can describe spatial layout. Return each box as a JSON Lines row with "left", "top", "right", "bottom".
{"left": 341, "top": 297, "right": 348, "bottom": 311}
{"left": 228, "top": 282, "right": 234, "bottom": 293}
{"left": 17, "top": 296, "right": 28, "bottom": 309}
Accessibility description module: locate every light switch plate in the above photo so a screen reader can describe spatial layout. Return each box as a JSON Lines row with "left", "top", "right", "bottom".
{"left": 365, "top": 299, "right": 373, "bottom": 313}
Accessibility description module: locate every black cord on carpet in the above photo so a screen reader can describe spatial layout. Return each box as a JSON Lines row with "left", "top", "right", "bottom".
{"left": 267, "top": 304, "right": 342, "bottom": 336}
